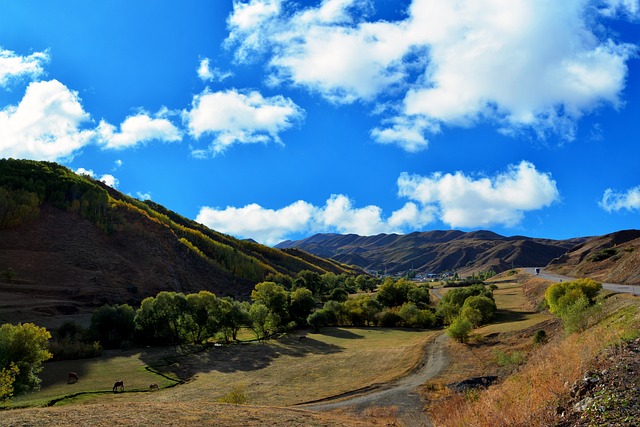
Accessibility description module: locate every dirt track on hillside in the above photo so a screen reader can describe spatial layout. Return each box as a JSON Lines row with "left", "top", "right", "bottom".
{"left": 300, "top": 332, "right": 449, "bottom": 427}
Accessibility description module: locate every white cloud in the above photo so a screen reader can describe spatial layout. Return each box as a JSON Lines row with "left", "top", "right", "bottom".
{"left": 397, "top": 161, "right": 560, "bottom": 228}
{"left": 226, "top": 0, "right": 637, "bottom": 150}
{"left": 196, "top": 194, "right": 434, "bottom": 245}
{"left": 97, "top": 111, "right": 181, "bottom": 150}
{"left": 197, "top": 200, "right": 318, "bottom": 245}
{"left": 136, "top": 192, "right": 152, "bottom": 201}
{"left": 183, "top": 88, "right": 304, "bottom": 155}
{"left": 0, "top": 79, "right": 94, "bottom": 161}
{"left": 196, "top": 161, "right": 559, "bottom": 244}
{"left": 75, "top": 167, "right": 119, "bottom": 188}
{"left": 99, "top": 174, "right": 118, "bottom": 188}
{"left": 197, "top": 58, "right": 233, "bottom": 82}
{"left": 0, "top": 48, "right": 49, "bottom": 87}
{"left": 600, "top": 186, "right": 640, "bottom": 212}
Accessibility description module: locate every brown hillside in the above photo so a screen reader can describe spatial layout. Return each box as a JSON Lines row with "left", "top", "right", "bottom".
{"left": 546, "top": 229, "right": 640, "bottom": 285}
{"left": 0, "top": 203, "right": 239, "bottom": 326}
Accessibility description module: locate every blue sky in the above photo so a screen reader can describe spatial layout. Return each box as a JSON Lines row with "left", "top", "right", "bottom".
{"left": 0, "top": 0, "right": 639, "bottom": 245}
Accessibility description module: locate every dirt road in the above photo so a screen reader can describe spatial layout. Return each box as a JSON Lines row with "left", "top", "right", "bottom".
{"left": 301, "top": 332, "right": 449, "bottom": 427}
{"left": 526, "top": 268, "right": 640, "bottom": 295}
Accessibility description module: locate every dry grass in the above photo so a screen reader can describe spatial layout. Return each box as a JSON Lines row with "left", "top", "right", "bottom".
{"left": 428, "top": 294, "right": 640, "bottom": 427}
{"left": 143, "top": 327, "right": 435, "bottom": 406}
{"left": 0, "top": 401, "right": 385, "bottom": 427}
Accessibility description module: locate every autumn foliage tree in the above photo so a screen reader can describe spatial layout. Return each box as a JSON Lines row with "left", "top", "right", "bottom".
{"left": 0, "top": 323, "right": 52, "bottom": 399}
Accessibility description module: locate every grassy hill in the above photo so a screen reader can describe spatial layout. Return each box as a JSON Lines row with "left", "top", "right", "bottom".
{"left": 0, "top": 159, "right": 361, "bottom": 326}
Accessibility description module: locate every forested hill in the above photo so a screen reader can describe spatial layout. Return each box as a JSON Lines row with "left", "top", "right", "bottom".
{"left": 276, "top": 231, "right": 587, "bottom": 276}
{"left": 0, "top": 159, "right": 361, "bottom": 323}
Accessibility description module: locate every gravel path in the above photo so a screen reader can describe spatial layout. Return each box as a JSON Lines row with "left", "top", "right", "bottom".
{"left": 300, "top": 333, "right": 449, "bottom": 427}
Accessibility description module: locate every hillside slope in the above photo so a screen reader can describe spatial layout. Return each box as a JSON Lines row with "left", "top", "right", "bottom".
{"left": 0, "top": 159, "right": 360, "bottom": 325}
{"left": 277, "top": 231, "right": 586, "bottom": 276}
{"left": 546, "top": 229, "right": 640, "bottom": 285}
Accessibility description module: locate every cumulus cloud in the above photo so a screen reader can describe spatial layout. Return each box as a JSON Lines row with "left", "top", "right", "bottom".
{"left": 600, "top": 186, "right": 640, "bottom": 212}
{"left": 197, "top": 200, "right": 318, "bottom": 245}
{"left": 97, "top": 111, "right": 181, "bottom": 150}
{"left": 196, "top": 194, "right": 435, "bottom": 245}
{"left": 226, "top": 0, "right": 637, "bottom": 150}
{"left": 397, "top": 161, "right": 560, "bottom": 228}
{"left": 75, "top": 168, "right": 119, "bottom": 188}
{"left": 183, "top": 88, "right": 304, "bottom": 156}
{"left": 0, "top": 79, "right": 94, "bottom": 161}
{"left": 196, "top": 161, "right": 559, "bottom": 244}
{"left": 0, "top": 48, "right": 49, "bottom": 87}
{"left": 197, "top": 58, "right": 233, "bottom": 82}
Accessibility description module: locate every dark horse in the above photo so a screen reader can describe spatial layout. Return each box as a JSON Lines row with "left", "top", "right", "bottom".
{"left": 67, "top": 372, "right": 79, "bottom": 384}
{"left": 112, "top": 380, "right": 124, "bottom": 392}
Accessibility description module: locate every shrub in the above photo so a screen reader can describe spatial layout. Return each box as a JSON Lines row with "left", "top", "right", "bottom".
{"left": 545, "top": 278, "right": 601, "bottom": 315}
{"left": 446, "top": 316, "right": 473, "bottom": 343}
{"left": 532, "top": 329, "right": 547, "bottom": 345}
{"left": 494, "top": 349, "right": 526, "bottom": 367}
{"left": 218, "top": 385, "right": 248, "bottom": 404}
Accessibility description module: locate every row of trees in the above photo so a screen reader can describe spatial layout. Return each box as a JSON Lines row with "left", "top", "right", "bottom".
{"left": 83, "top": 276, "right": 433, "bottom": 347}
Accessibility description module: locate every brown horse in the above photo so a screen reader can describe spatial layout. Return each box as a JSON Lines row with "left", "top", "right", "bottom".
{"left": 149, "top": 383, "right": 159, "bottom": 391}
{"left": 67, "top": 372, "right": 79, "bottom": 384}
{"left": 112, "top": 380, "right": 124, "bottom": 392}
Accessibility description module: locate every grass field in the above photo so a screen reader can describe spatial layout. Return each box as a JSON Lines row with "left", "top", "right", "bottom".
{"left": 4, "top": 327, "right": 435, "bottom": 410}
{"left": 139, "top": 327, "right": 437, "bottom": 406}
{"left": 6, "top": 347, "right": 180, "bottom": 408}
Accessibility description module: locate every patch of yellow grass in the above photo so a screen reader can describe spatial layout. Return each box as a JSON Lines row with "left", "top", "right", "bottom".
{"left": 147, "top": 328, "right": 436, "bottom": 406}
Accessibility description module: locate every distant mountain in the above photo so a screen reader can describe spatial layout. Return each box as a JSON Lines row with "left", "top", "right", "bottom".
{"left": 276, "top": 231, "right": 587, "bottom": 276}
{"left": 0, "top": 159, "right": 361, "bottom": 325}
{"left": 546, "top": 229, "right": 640, "bottom": 285}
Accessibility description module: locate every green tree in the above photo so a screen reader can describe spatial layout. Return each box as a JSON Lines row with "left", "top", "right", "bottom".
{"left": 249, "top": 303, "right": 280, "bottom": 340}
{"left": 462, "top": 295, "right": 496, "bottom": 325}
{"left": 251, "top": 281, "right": 289, "bottom": 326}
{"left": 135, "top": 292, "right": 188, "bottom": 345}
{"left": 219, "top": 298, "right": 250, "bottom": 342}
{"left": 446, "top": 316, "right": 473, "bottom": 343}
{"left": 183, "top": 291, "right": 223, "bottom": 345}
{"left": 460, "top": 306, "right": 483, "bottom": 328}
{"left": 0, "top": 323, "right": 52, "bottom": 396}
{"left": 90, "top": 304, "right": 135, "bottom": 348}
{"left": 289, "top": 287, "right": 316, "bottom": 326}
{"left": 307, "top": 309, "right": 329, "bottom": 332}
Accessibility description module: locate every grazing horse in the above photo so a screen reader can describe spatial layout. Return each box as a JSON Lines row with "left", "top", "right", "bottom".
{"left": 149, "top": 383, "right": 160, "bottom": 391}
{"left": 112, "top": 380, "right": 124, "bottom": 393}
{"left": 67, "top": 372, "right": 79, "bottom": 384}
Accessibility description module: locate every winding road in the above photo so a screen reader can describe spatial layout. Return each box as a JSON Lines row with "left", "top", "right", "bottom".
{"left": 302, "top": 269, "right": 637, "bottom": 426}
{"left": 300, "top": 333, "right": 449, "bottom": 427}
{"left": 525, "top": 268, "right": 640, "bottom": 296}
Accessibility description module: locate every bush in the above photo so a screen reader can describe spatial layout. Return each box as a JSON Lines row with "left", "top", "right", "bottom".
{"left": 493, "top": 349, "right": 526, "bottom": 367}
{"left": 48, "top": 340, "right": 102, "bottom": 361}
{"left": 446, "top": 316, "right": 473, "bottom": 343}
{"left": 545, "top": 278, "right": 601, "bottom": 315}
{"left": 532, "top": 329, "right": 547, "bottom": 345}
{"left": 559, "top": 295, "right": 602, "bottom": 334}
{"left": 218, "top": 385, "right": 248, "bottom": 404}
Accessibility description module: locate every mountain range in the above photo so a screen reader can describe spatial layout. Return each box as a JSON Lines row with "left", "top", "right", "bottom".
{"left": 276, "top": 231, "right": 588, "bottom": 276}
